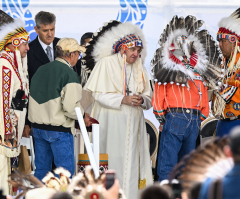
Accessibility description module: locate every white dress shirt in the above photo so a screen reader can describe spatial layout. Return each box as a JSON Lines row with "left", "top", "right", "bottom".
{"left": 38, "top": 37, "right": 54, "bottom": 61}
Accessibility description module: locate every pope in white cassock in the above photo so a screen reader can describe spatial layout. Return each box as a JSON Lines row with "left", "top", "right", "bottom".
{"left": 83, "top": 21, "right": 153, "bottom": 199}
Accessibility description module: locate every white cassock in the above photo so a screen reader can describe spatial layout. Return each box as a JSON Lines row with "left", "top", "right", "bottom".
{"left": 84, "top": 52, "right": 153, "bottom": 199}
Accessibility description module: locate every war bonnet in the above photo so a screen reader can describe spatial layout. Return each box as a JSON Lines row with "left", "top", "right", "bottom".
{"left": 0, "top": 10, "right": 29, "bottom": 51}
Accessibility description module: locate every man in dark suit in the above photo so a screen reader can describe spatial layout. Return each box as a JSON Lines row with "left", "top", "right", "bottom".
{"left": 25, "top": 11, "right": 60, "bottom": 135}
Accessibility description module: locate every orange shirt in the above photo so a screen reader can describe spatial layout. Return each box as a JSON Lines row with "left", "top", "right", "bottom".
{"left": 152, "top": 77, "right": 209, "bottom": 122}
{"left": 222, "top": 53, "right": 240, "bottom": 118}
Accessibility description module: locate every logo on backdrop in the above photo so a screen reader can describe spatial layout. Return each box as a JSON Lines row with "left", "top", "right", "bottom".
{"left": 2, "top": 0, "right": 37, "bottom": 41}
{"left": 117, "top": 0, "right": 147, "bottom": 29}
{"left": 2, "top": 0, "right": 148, "bottom": 41}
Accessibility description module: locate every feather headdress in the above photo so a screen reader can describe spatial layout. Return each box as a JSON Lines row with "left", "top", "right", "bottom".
{"left": 170, "top": 137, "right": 233, "bottom": 194}
{"left": 217, "top": 7, "right": 240, "bottom": 41}
{"left": 151, "top": 15, "right": 223, "bottom": 88}
{"left": 0, "top": 10, "right": 29, "bottom": 51}
{"left": 217, "top": 8, "right": 240, "bottom": 71}
{"left": 80, "top": 20, "right": 121, "bottom": 86}
{"left": 216, "top": 7, "right": 240, "bottom": 74}
{"left": 9, "top": 166, "right": 126, "bottom": 199}
{"left": 8, "top": 167, "right": 45, "bottom": 199}
{"left": 54, "top": 167, "right": 71, "bottom": 185}
{"left": 213, "top": 8, "right": 240, "bottom": 118}
{"left": 81, "top": 20, "right": 147, "bottom": 87}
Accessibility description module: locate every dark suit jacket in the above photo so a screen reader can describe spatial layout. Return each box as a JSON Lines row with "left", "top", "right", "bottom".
{"left": 27, "top": 36, "right": 60, "bottom": 85}
{"left": 73, "top": 58, "right": 82, "bottom": 77}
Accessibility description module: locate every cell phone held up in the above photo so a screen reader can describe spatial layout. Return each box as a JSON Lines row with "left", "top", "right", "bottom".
{"left": 105, "top": 170, "right": 116, "bottom": 190}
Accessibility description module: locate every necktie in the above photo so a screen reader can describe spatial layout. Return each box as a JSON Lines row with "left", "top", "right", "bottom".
{"left": 46, "top": 46, "right": 53, "bottom": 62}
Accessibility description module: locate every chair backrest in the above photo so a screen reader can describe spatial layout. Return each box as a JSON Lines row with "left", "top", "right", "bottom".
{"left": 145, "top": 119, "right": 159, "bottom": 166}
{"left": 200, "top": 117, "right": 218, "bottom": 145}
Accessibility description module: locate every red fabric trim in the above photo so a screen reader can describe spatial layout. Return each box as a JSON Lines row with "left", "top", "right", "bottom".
{"left": 169, "top": 51, "right": 183, "bottom": 65}
{"left": 2, "top": 66, "right": 12, "bottom": 135}
{"left": 190, "top": 52, "right": 198, "bottom": 67}
{"left": 0, "top": 52, "right": 26, "bottom": 99}
{"left": 0, "top": 52, "right": 22, "bottom": 88}
{"left": 169, "top": 51, "right": 198, "bottom": 67}
{"left": 12, "top": 186, "right": 18, "bottom": 192}
{"left": 170, "top": 43, "right": 175, "bottom": 52}
{"left": 13, "top": 51, "right": 23, "bottom": 89}
{"left": 217, "top": 27, "right": 240, "bottom": 40}
{"left": 0, "top": 53, "right": 14, "bottom": 66}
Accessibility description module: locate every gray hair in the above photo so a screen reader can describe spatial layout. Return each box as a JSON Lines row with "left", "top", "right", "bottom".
{"left": 55, "top": 46, "right": 71, "bottom": 58}
{"left": 55, "top": 46, "right": 78, "bottom": 58}
{"left": 35, "top": 11, "right": 56, "bottom": 29}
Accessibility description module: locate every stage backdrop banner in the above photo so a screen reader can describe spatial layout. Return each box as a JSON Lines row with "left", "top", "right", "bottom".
{"left": 1, "top": 0, "right": 239, "bottom": 129}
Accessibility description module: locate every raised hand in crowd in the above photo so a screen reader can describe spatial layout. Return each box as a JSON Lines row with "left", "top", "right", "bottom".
{"left": 103, "top": 179, "right": 120, "bottom": 199}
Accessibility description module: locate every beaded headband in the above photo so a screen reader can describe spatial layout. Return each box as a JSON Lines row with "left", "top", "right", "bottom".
{"left": 217, "top": 27, "right": 240, "bottom": 43}
{"left": 112, "top": 34, "right": 143, "bottom": 54}
{"left": 12, "top": 35, "right": 30, "bottom": 47}
{"left": 0, "top": 26, "right": 29, "bottom": 51}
